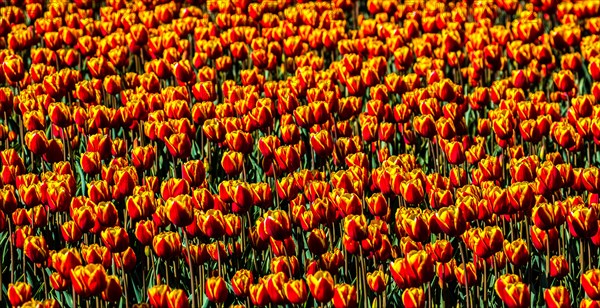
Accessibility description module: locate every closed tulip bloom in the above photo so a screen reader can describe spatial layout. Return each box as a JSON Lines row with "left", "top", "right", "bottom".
{"left": 72, "top": 206, "right": 96, "bottom": 232}
{"left": 495, "top": 278, "right": 530, "bottom": 308}
{"left": 152, "top": 231, "right": 181, "bottom": 259}
{"left": 402, "top": 287, "right": 425, "bottom": 308}
{"left": 165, "top": 194, "right": 194, "bottom": 227}
{"left": 148, "top": 284, "right": 171, "bottom": 308}
{"left": 221, "top": 151, "right": 244, "bottom": 176}
{"left": 131, "top": 146, "right": 156, "bottom": 171}
{"left": 504, "top": 239, "right": 530, "bottom": 267}
{"left": 53, "top": 247, "right": 82, "bottom": 277}
{"left": 533, "top": 203, "right": 566, "bottom": 230}
{"left": 553, "top": 70, "right": 575, "bottom": 92}
{"left": 582, "top": 269, "right": 600, "bottom": 300}
{"left": 307, "top": 270, "right": 335, "bottom": 303}
{"left": 167, "top": 289, "right": 189, "bottom": 308}
{"left": 135, "top": 220, "right": 156, "bottom": 246}
{"left": 332, "top": 283, "right": 358, "bottom": 308}
{"left": 310, "top": 130, "right": 334, "bottom": 157}
{"left": 100, "top": 226, "right": 129, "bottom": 253}
{"left": 113, "top": 166, "right": 138, "bottom": 196}
{"left": 400, "top": 179, "right": 425, "bottom": 205}
{"left": 413, "top": 114, "right": 436, "bottom": 138}
{"left": 264, "top": 210, "right": 291, "bottom": 240}
{"left": 544, "top": 286, "right": 570, "bottom": 308}
{"left": 250, "top": 279, "right": 270, "bottom": 307}
{"left": 549, "top": 255, "right": 569, "bottom": 278}
{"left": 445, "top": 141, "right": 465, "bottom": 165}
{"left": 284, "top": 279, "right": 308, "bottom": 305}
{"left": 127, "top": 192, "right": 156, "bottom": 222}
{"left": 231, "top": 269, "right": 253, "bottom": 297}
{"left": 366, "top": 193, "right": 388, "bottom": 217}
{"left": 70, "top": 264, "right": 108, "bottom": 297}
{"left": 80, "top": 152, "right": 101, "bottom": 175}
{"left": 60, "top": 220, "right": 83, "bottom": 243}
{"left": 164, "top": 133, "right": 192, "bottom": 158}
{"left": 102, "top": 275, "right": 123, "bottom": 303}
{"left": 23, "top": 235, "right": 48, "bottom": 263}
{"left": 8, "top": 282, "right": 32, "bottom": 307}
{"left": 472, "top": 226, "right": 504, "bottom": 258}
{"left": 366, "top": 270, "right": 387, "bottom": 293}
{"left": 455, "top": 262, "right": 478, "bottom": 286}
{"left": 205, "top": 276, "right": 228, "bottom": 303}
{"left": 344, "top": 214, "right": 368, "bottom": 241}
{"left": 579, "top": 298, "right": 600, "bottom": 308}
{"left": 428, "top": 239, "right": 454, "bottom": 263}
{"left": 50, "top": 271, "right": 69, "bottom": 292}
{"left": 25, "top": 130, "right": 48, "bottom": 155}
{"left": 567, "top": 205, "right": 599, "bottom": 238}
{"left": 182, "top": 160, "right": 206, "bottom": 187}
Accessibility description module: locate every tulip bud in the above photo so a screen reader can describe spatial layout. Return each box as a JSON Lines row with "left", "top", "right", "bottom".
{"left": 307, "top": 270, "right": 335, "bottom": 303}
{"left": 152, "top": 231, "right": 182, "bottom": 259}
{"left": 582, "top": 269, "right": 600, "bottom": 300}
{"left": 205, "top": 276, "right": 228, "bottom": 303}
{"left": 23, "top": 235, "right": 48, "bottom": 263}
{"left": 148, "top": 285, "right": 171, "bottom": 308}
{"left": 100, "top": 226, "right": 130, "bottom": 253}
{"left": 102, "top": 275, "right": 123, "bottom": 302}
{"left": 8, "top": 282, "right": 32, "bottom": 307}
{"left": 165, "top": 195, "right": 194, "bottom": 227}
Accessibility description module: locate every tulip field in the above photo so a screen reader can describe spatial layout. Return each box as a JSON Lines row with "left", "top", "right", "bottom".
{"left": 7, "top": 0, "right": 600, "bottom": 307}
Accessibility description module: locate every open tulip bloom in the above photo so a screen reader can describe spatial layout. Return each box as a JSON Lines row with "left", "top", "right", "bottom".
{"left": 3, "top": 0, "right": 600, "bottom": 307}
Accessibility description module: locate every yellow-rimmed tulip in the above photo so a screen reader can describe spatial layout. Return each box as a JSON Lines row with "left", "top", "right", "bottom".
{"left": 402, "top": 287, "right": 425, "bottom": 308}
{"left": 307, "top": 270, "right": 335, "bottom": 303}
{"left": 8, "top": 282, "right": 32, "bottom": 307}
{"left": 582, "top": 269, "right": 600, "bottom": 300}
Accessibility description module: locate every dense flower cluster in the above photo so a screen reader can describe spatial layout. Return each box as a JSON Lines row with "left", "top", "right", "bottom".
{"left": 3, "top": 0, "right": 600, "bottom": 307}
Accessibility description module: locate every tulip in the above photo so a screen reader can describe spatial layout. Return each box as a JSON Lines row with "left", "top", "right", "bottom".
{"left": 23, "top": 235, "right": 48, "bottom": 263}
{"left": 80, "top": 152, "right": 101, "bottom": 175}
{"left": 428, "top": 240, "right": 454, "bottom": 263}
{"left": 100, "top": 227, "right": 129, "bottom": 253}
{"left": 70, "top": 264, "right": 108, "bottom": 297}
{"left": 402, "top": 287, "right": 425, "bottom": 308}
{"left": 455, "top": 262, "right": 478, "bottom": 286}
{"left": 102, "top": 275, "right": 123, "bottom": 303}
{"left": 148, "top": 285, "right": 171, "bottom": 308}
{"left": 250, "top": 279, "right": 271, "bottom": 307}
{"left": 231, "top": 269, "right": 253, "bottom": 297}
{"left": 167, "top": 289, "right": 189, "bottom": 308}
{"left": 366, "top": 270, "right": 387, "bottom": 293}
{"left": 544, "top": 286, "right": 570, "bottom": 308}
{"left": 549, "top": 255, "right": 569, "bottom": 278}
{"left": 504, "top": 239, "right": 530, "bottom": 267}
{"left": 164, "top": 133, "right": 192, "bottom": 159}
{"left": 199, "top": 209, "right": 226, "bottom": 238}
{"left": 582, "top": 269, "right": 600, "bottom": 300}
{"left": 205, "top": 276, "right": 228, "bottom": 303}
{"left": 333, "top": 283, "right": 358, "bottom": 308}
{"left": 494, "top": 275, "right": 528, "bottom": 308}
{"left": 284, "top": 279, "right": 308, "bottom": 305}
{"left": 25, "top": 130, "right": 48, "bottom": 155}
{"left": 8, "top": 282, "right": 32, "bottom": 307}
{"left": 580, "top": 299, "right": 600, "bottom": 308}
{"left": 221, "top": 151, "right": 244, "bottom": 176}
{"left": 264, "top": 210, "right": 292, "bottom": 241}
{"left": 553, "top": 70, "right": 576, "bottom": 92}
{"left": 152, "top": 232, "right": 182, "bottom": 259}
{"left": 344, "top": 215, "right": 368, "bottom": 241}
{"left": 165, "top": 195, "right": 194, "bottom": 227}
{"left": 182, "top": 160, "right": 206, "bottom": 187}
{"left": 307, "top": 271, "right": 335, "bottom": 303}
